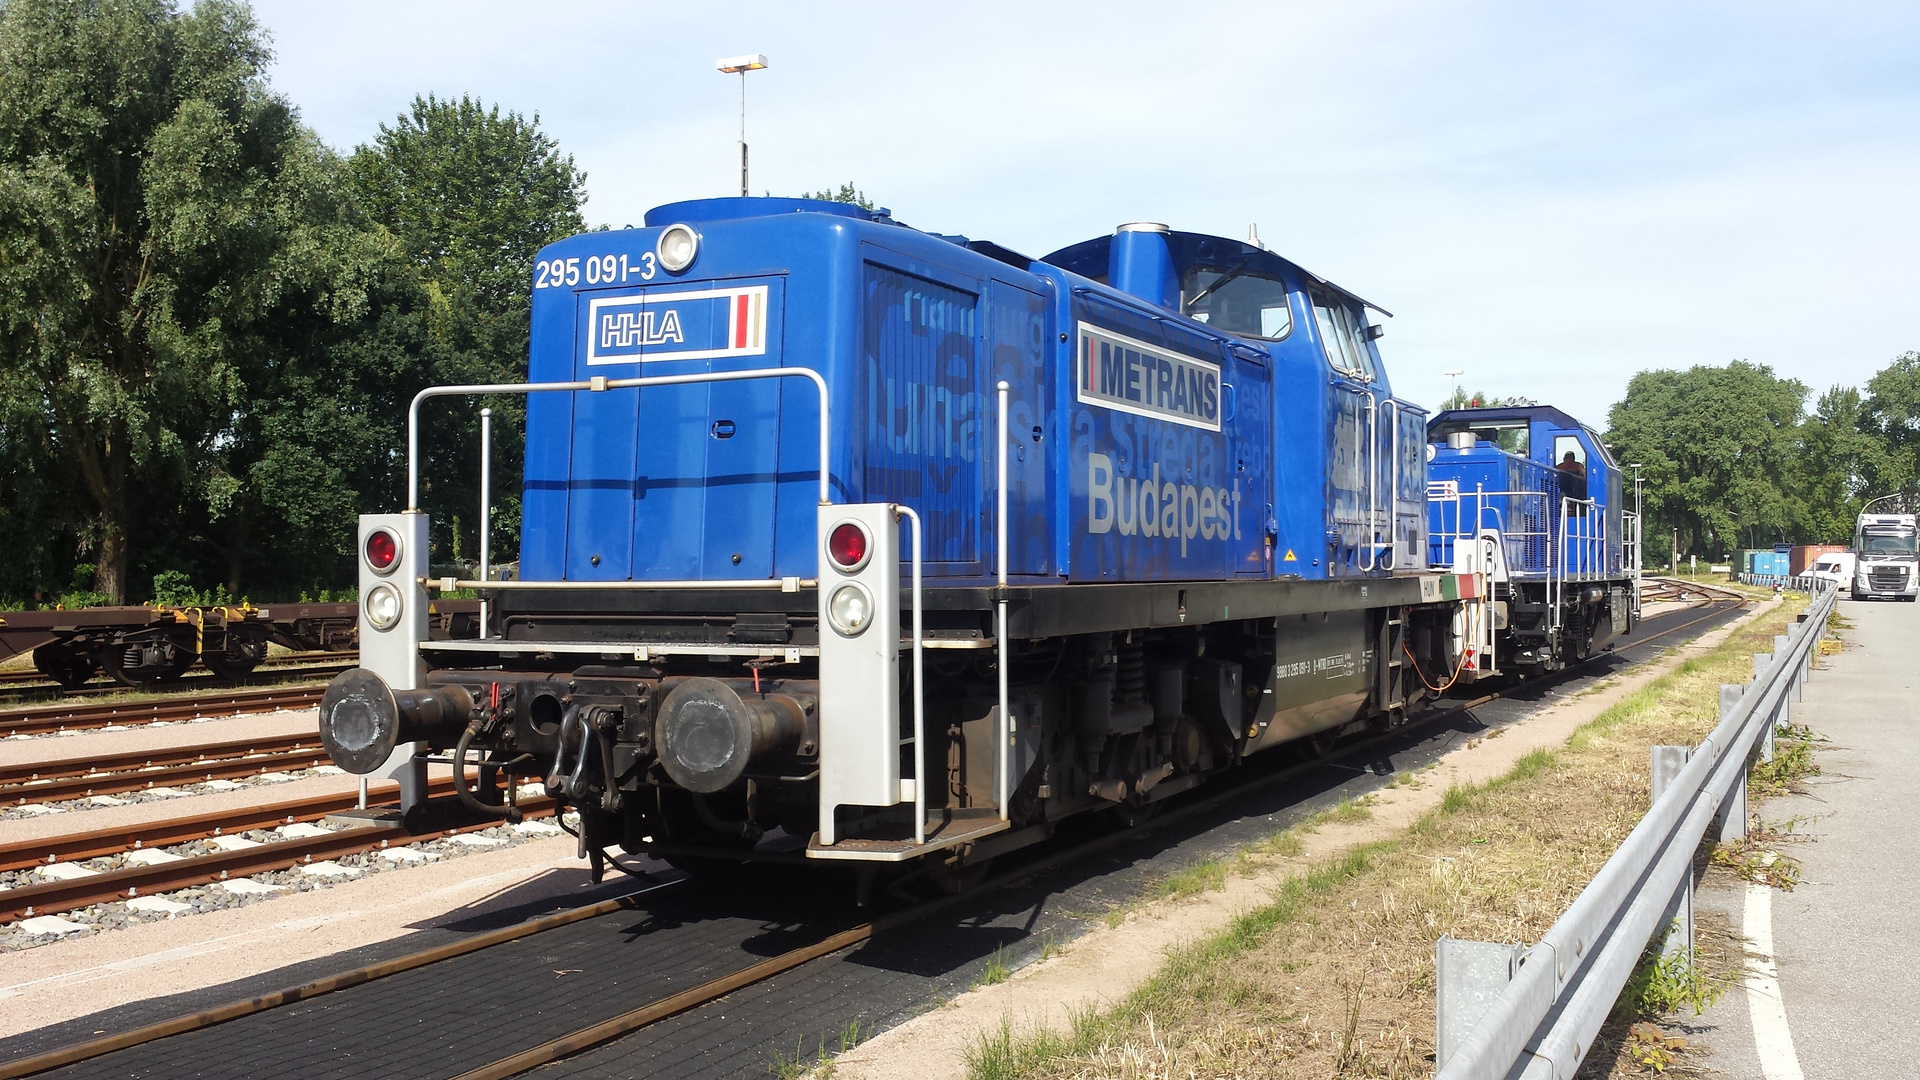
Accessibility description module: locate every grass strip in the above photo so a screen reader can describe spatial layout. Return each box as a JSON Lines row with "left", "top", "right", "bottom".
{"left": 964, "top": 597, "right": 1803, "bottom": 1080}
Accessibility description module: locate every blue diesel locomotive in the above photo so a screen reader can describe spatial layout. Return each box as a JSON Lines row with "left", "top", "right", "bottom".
{"left": 1424, "top": 406, "right": 1641, "bottom": 679}
{"left": 316, "top": 197, "right": 1624, "bottom": 878}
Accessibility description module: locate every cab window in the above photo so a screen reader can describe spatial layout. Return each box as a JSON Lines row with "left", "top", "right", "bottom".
{"left": 1183, "top": 266, "right": 1293, "bottom": 341}
{"left": 1311, "top": 291, "right": 1376, "bottom": 380}
{"left": 1552, "top": 435, "right": 1586, "bottom": 472}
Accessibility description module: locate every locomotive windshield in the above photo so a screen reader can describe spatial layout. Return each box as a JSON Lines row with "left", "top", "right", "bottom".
{"left": 1428, "top": 418, "right": 1530, "bottom": 455}
{"left": 1183, "top": 265, "right": 1293, "bottom": 340}
{"left": 1856, "top": 525, "right": 1917, "bottom": 555}
{"left": 1310, "top": 290, "right": 1378, "bottom": 379}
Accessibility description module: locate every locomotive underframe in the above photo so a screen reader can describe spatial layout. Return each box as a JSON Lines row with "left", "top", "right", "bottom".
{"left": 1492, "top": 578, "right": 1631, "bottom": 671}
{"left": 411, "top": 578, "right": 1466, "bottom": 873}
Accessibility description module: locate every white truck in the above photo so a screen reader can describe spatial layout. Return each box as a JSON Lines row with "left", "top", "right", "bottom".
{"left": 1852, "top": 509, "right": 1919, "bottom": 601}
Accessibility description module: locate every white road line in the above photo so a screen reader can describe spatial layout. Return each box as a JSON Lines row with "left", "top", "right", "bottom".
{"left": 1744, "top": 881, "right": 1806, "bottom": 1080}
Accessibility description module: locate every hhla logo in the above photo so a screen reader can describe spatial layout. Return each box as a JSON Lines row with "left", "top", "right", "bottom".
{"left": 600, "top": 308, "right": 685, "bottom": 349}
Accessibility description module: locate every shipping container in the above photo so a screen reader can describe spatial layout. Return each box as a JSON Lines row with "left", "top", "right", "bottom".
{"left": 1790, "top": 544, "right": 1846, "bottom": 578}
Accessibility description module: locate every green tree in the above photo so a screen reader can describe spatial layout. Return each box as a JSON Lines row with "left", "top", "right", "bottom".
{"left": 802, "top": 182, "right": 875, "bottom": 210}
{"left": 0, "top": 0, "right": 342, "bottom": 601}
{"left": 1605, "top": 361, "right": 1809, "bottom": 559}
{"left": 1860, "top": 351, "right": 1920, "bottom": 499}
{"left": 348, "top": 95, "right": 588, "bottom": 566}
{"left": 1794, "top": 386, "right": 1883, "bottom": 543}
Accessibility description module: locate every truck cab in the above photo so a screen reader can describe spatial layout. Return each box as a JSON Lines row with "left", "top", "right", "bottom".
{"left": 1852, "top": 513, "right": 1919, "bottom": 600}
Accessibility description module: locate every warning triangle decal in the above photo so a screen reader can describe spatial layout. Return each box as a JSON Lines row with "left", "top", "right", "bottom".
{"left": 1282, "top": 549, "right": 1298, "bottom": 562}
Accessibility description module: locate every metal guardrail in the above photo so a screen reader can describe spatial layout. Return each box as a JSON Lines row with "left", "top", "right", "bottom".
{"left": 1735, "top": 572, "right": 1820, "bottom": 592}
{"left": 1435, "top": 582, "right": 1839, "bottom": 1080}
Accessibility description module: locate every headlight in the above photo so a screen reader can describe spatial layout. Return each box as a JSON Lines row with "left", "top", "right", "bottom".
{"left": 826, "top": 583, "right": 874, "bottom": 637}
{"left": 364, "top": 583, "right": 403, "bottom": 631}
{"left": 657, "top": 223, "right": 698, "bottom": 272}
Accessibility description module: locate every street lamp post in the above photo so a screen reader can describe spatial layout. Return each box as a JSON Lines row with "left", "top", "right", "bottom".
{"left": 716, "top": 54, "right": 768, "bottom": 197}
{"left": 1443, "top": 369, "right": 1464, "bottom": 406}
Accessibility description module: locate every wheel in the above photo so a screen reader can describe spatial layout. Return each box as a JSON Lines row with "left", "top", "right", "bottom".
{"left": 32, "top": 645, "right": 96, "bottom": 691}
{"left": 101, "top": 639, "right": 190, "bottom": 687}
{"left": 652, "top": 789, "right": 759, "bottom": 880}
{"left": 205, "top": 638, "right": 268, "bottom": 678}
{"left": 155, "top": 646, "right": 196, "bottom": 683}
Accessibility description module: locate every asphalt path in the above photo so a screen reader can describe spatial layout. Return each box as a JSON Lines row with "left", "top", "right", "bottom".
{"left": 1686, "top": 595, "right": 1920, "bottom": 1079}
{"left": 0, "top": 600, "right": 1749, "bottom": 1080}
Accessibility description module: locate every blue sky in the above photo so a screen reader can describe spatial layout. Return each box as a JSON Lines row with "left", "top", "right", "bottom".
{"left": 252, "top": 0, "right": 1920, "bottom": 420}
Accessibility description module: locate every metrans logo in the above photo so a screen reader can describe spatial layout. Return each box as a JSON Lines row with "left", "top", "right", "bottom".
{"left": 1076, "top": 322, "right": 1221, "bottom": 432}
{"left": 586, "top": 285, "right": 768, "bottom": 365}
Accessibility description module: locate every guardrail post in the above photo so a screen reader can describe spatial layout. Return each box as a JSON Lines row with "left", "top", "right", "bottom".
{"left": 1751, "top": 653, "right": 1775, "bottom": 763}
{"left": 1774, "top": 634, "right": 1799, "bottom": 706}
{"left": 1651, "top": 745, "right": 1694, "bottom": 963}
{"left": 1435, "top": 936, "right": 1524, "bottom": 1068}
{"left": 1716, "top": 684, "right": 1748, "bottom": 842}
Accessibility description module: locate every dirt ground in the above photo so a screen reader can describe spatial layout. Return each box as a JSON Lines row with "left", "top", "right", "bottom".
{"left": 834, "top": 599, "right": 1788, "bottom": 1080}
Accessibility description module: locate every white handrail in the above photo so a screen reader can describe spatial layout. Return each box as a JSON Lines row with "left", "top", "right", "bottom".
{"left": 995, "top": 379, "right": 1011, "bottom": 822}
{"left": 407, "top": 366, "right": 832, "bottom": 511}
{"left": 895, "top": 504, "right": 925, "bottom": 844}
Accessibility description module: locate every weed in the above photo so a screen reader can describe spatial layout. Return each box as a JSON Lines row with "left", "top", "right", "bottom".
{"left": 971, "top": 943, "right": 1012, "bottom": 989}
{"left": 1749, "top": 724, "right": 1823, "bottom": 798}
{"left": 1256, "top": 829, "right": 1305, "bottom": 858}
{"left": 1331, "top": 794, "right": 1375, "bottom": 822}
{"left": 1332, "top": 967, "right": 1368, "bottom": 1075}
{"left": 836, "top": 1020, "right": 867, "bottom": 1054}
{"left": 1711, "top": 833, "right": 1804, "bottom": 890}
{"left": 963, "top": 1015, "right": 1077, "bottom": 1080}
{"left": 1622, "top": 1021, "right": 1692, "bottom": 1073}
{"left": 1620, "top": 943, "right": 1730, "bottom": 1019}
{"left": 771, "top": 1020, "right": 867, "bottom": 1078}
{"left": 1149, "top": 856, "right": 1230, "bottom": 902}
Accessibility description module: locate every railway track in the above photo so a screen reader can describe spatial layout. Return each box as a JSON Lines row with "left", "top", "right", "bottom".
{"left": 0, "top": 731, "right": 331, "bottom": 805}
{"left": 0, "top": 597, "right": 1750, "bottom": 1080}
{"left": 0, "top": 645, "right": 357, "bottom": 687}
{"left": 0, "top": 664, "right": 352, "bottom": 710}
{"left": 0, "top": 781, "right": 555, "bottom": 924}
{"left": 0, "top": 683, "right": 329, "bottom": 738}
{"left": 0, "top": 779, "right": 432, "bottom": 874}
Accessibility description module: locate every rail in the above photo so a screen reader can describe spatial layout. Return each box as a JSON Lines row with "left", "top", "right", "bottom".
{"left": 1435, "top": 582, "right": 1838, "bottom": 1080}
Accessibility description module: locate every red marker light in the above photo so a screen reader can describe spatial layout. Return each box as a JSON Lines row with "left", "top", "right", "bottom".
{"left": 365, "top": 530, "right": 398, "bottom": 572}
{"left": 828, "top": 523, "right": 867, "bottom": 569}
